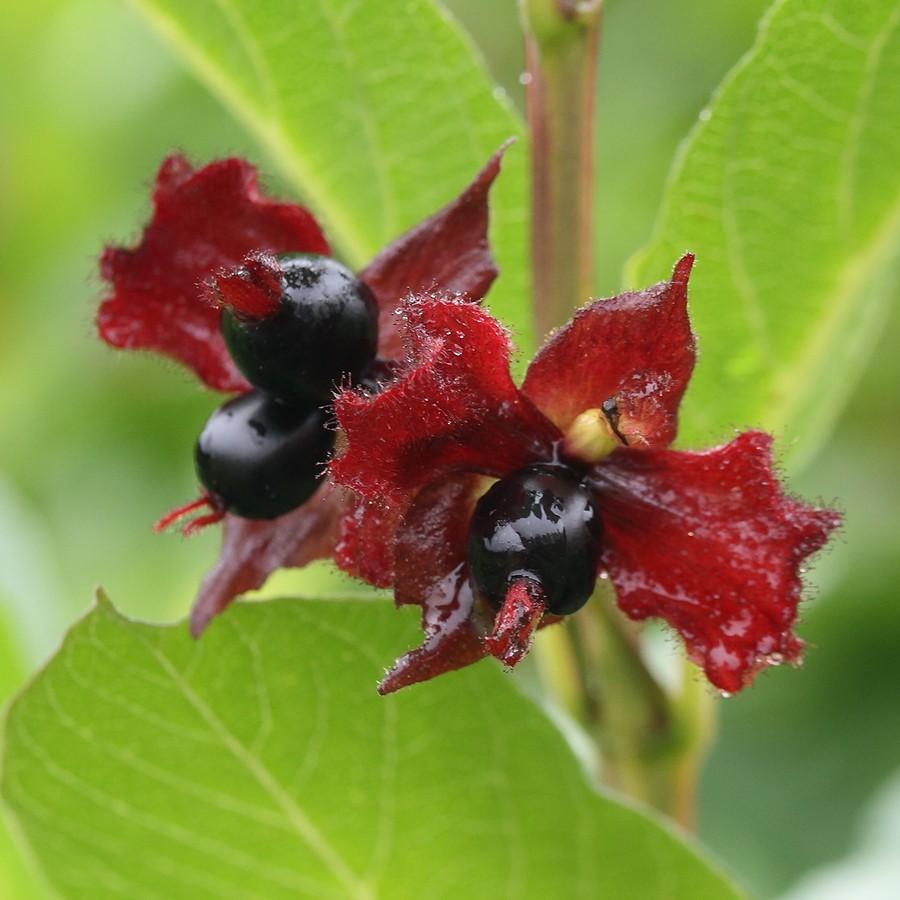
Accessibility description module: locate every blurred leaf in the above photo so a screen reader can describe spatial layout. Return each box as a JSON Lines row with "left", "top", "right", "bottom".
{"left": 2, "top": 596, "right": 742, "bottom": 899}
{"left": 128, "top": 0, "right": 532, "bottom": 347}
{"left": 0, "top": 816, "right": 44, "bottom": 900}
{"left": 701, "top": 545, "right": 900, "bottom": 897}
{"left": 629, "top": 0, "right": 900, "bottom": 464}
{"left": 779, "top": 771, "right": 900, "bottom": 900}
{"left": 699, "top": 297, "right": 900, "bottom": 898}
{"left": 0, "top": 604, "right": 46, "bottom": 900}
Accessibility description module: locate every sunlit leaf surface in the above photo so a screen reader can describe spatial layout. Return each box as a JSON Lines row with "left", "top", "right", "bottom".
{"left": 129, "top": 0, "right": 533, "bottom": 347}
{"left": 2, "top": 597, "right": 742, "bottom": 898}
{"left": 630, "top": 0, "right": 900, "bottom": 464}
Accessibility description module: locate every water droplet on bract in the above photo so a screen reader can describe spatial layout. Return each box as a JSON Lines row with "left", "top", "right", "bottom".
{"left": 519, "top": 72, "right": 533, "bottom": 86}
{"left": 492, "top": 86, "right": 507, "bottom": 101}
{"left": 699, "top": 108, "right": 712, "bottom": 122}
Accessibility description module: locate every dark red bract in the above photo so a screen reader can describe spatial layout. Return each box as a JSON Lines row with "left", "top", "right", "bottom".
{"left": 99, "top": 156, "right": 329, "bottom": 392}
{"left": 332, "top": 257, "right": 841, "bottom": 695}
{"left": 98, "top": 148, "right": 508, "bottom": 634}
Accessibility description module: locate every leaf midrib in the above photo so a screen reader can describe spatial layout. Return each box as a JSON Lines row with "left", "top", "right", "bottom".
{"left": 128, "top": 615, "right": 378, "bottom": 900}
{"left": 768, "top": 182, "right": 900, "bottom": 436}
{"left": 128, "top": 0, "right": 375, "bottom": 265}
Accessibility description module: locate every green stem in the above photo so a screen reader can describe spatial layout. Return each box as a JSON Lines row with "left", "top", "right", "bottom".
{"left": 520, "top": 0, "right": 603, "bottom": 338}
{"left": 520, "top": 0, "right": 716, "bottom": 829}
{"left": 559, "top": 584, "right": 715, "bottom": 829}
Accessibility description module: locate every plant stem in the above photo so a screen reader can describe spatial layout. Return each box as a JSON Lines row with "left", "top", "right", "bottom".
{"left": 521, "top": 0, "right": 716, "bottom": 829}
{"left": 520, "top": 0, "right": 603, "bottom": 338}
{"left": 562, "top": 584, "right": 715, "bottom": 829}
{"left": 535, "top": 574, "right": 715, "bottom": 829}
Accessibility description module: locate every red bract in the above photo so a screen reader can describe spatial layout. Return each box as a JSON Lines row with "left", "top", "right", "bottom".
{"left": 98, "top": 149, "right": 507, "bottom": 634}
{"left": 99, "top": 156, "right": 329, "bottom": 392}
{"left": 332, "top": 256, "right": 841, "bottom": 695}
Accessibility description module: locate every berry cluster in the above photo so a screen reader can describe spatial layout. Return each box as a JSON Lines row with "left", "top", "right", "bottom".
{"left": 185, "top": 253, "right": 378, "bottom": 525}
{"left": 98, "top": 151, "right": 505, "bottom": 632}
{"left": 99, "top": 154, "right": 841, "bottom": 693}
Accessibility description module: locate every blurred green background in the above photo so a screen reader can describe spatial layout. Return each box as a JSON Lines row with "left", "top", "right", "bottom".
{"left": 1, "top": 1, "right": 897, "bottom": 897}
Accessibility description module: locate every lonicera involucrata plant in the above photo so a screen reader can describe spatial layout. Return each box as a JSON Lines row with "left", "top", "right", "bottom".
{"left": 2, "top": 0, "right": 898, "bottom": 897}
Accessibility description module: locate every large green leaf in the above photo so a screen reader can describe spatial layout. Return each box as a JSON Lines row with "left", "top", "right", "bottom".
{"left": 129, "top": 0, "right": 532, "bottom": 348}
{"left": 629, "top": 0, "right": 900, "bottom": 465}
{"left": 0, "top": 603, "right": 45, "bottom": 900}
{"left": 2, "top": 596, "right": 742, "bottom": 898}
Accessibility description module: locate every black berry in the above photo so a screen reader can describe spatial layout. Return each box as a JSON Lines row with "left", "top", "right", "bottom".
{"left": 467, "top": 463, "right": 602, "bottom": 616}
{"left": 195, "top": 390, "right": 335, "bottom": 520}
{"left": 221, "top": 253, "right": 378, "bottom": 406}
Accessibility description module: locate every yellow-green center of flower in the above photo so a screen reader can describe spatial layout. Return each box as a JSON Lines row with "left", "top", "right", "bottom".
{"left": 561, "top": 406, "right": 626, "bottom": 463}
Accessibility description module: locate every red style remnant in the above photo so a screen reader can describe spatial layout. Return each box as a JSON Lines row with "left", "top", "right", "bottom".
{"left": 205, "top": 252, "right": 285, "bottom": 320}
{"left": 98, "top": 148, "right": 508, "bottom": 635}
{"left": 332, "top": 256, "right": 841, "bottom": 695}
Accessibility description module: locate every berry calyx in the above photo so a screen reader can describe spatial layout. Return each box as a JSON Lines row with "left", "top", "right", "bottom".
{"left": 194, "top": 390, "right": 335, "bottom": 520}
{"left": 209, "top": 252, "right": 283, "bottom": 319}
{"left": 467, "top": 463, "right": 603, "bottom": 616}
{"left": 483, "top": 575, "right": 547, "bottom": 666}
{"left": 217, "top": 253, "right": 378, "bottom": 406}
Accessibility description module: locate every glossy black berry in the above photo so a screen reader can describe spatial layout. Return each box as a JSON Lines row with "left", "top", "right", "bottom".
{"left": 467, "top": 463, "right": 603, "bottom": 616}
{"left": 221, "top": 253, "right": 378, "bottom": 407}
{"left": 195, "top": 390, "right": 335, "bottom": 520}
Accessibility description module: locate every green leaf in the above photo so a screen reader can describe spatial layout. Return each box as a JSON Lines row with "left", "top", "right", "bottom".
{"left": 2, "top": 596, "right": 742, "bottom": 898}
{"left": 0, "top": 808, "right": 44, "bottom": 900}
{"left": 128, "top": 0, "right": 532, "bottom": 348}
{"left": 0, "top": 604, "right": 46, "bottom": 900}
{"left": 629, "top": 0, "right": 900, "bottom": 465}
